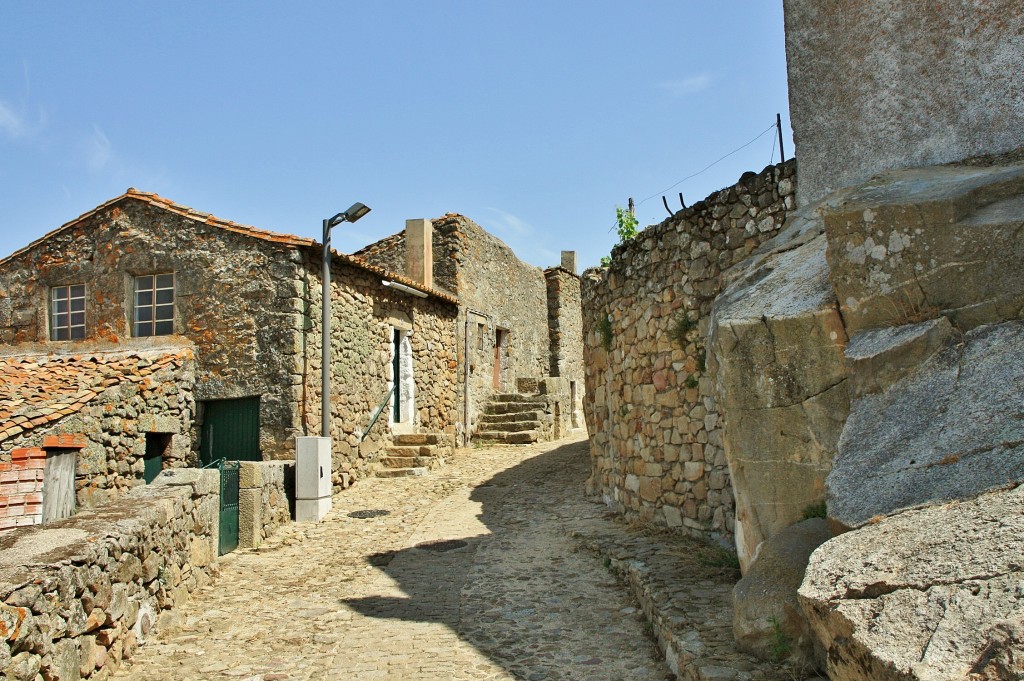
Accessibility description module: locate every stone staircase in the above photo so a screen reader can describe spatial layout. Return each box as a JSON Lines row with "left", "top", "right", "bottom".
{"left": 375, "top": 433, "right": 451, "bottom": 478}
{"left": 475, "top": 393, "right": 547, "bottom": 444}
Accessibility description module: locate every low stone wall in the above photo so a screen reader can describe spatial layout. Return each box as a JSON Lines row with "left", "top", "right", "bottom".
{"left": 0, "top": 467, "right": 219, "bottom": 680}
{"left": 581, "top": 160, "right": 796, "bottom": 544}
{"left": 239, "top": 461, "right": 293, "bottom": 549}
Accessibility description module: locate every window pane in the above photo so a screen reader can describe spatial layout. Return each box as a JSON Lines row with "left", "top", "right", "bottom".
{"left": 135, "top": 290, "right": 153, "bottom": 307}
{"left": 54, "top": 312, "right": 68, "bottom": 328}
{"left": 53, "top": 299, "right": 68, "bottom": 314}
{"left": 135, "top": 321, "right": 152, "bottom": 337}
{"left": 156, "top": 273, "right": 174, "bottom": 289}
{"left": 135, "top": 275, "right": 153, "bottom": 292}
{"left": 70, "top": 297, "right": 85, "bottom": 312}
{"left": 54, "top": 327, "right": 69, "bottom": 341}
{"left": 52, "top": 287, "right": 68, "bottom": 302}
{"left": 70, "top": 284, "right": 85, "bottom": 298}
{"left": 70, "top": 326, "right": 85, "bottom": 340}
{"left": 155, "top": 288, "right": 173, "bottom": 305}
{"left": 136, "top": 306, "right": 153, "bottom": 322}
{"left": 154, "top": 320, "right": 173, "bottom": 336}
{"left": 70, "top": 311, "right": 85, "bottom": 326}
{"left": 155, "top": 304, "right": 173, "bottom": 322}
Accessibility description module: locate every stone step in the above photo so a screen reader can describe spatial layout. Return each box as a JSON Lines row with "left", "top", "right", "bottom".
{"left": 386, "top": 445, "right": 437, "bottom": 457}
{"left": 484, "top": 401, "right": 548, "bottom": 415}
{"left": 493, "top": 394, "right": 547, "bottom": 404}
{"left": 380, "top": 455, "right": 438, "bottom": 469}
{"left": 375, "top": 467, "right": 428, "bottom": 478}
{"left": 477, "top": 420, "right": 541, "bottom": 433}
{"left": 478, "top": 410, "right": 544, "bottom": 425}
{"left": 393, "top": 433, "right": 442, "bottom": 446}
{"left": 474, "top": 430, "right": 540, "bottom": 445}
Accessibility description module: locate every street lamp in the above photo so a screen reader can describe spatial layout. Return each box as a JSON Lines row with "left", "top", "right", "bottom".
{"left": 322, "top": 202, "right": 371, "bottom": 438}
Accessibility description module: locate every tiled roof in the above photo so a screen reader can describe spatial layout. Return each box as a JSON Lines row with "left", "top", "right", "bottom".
{"left": 0, "top": 349, "right": 192, "bottom": 444}
{"left": 0, "top": 189, "right": 459, "bottom": 306}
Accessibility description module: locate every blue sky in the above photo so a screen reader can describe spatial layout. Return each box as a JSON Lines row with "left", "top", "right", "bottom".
{"left": 0, "top": 2, "right": 792, "bottom": 271}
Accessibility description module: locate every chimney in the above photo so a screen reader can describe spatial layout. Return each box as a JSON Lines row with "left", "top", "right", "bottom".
{"left": 405, "top": 219, "right": 433, "bottom": 289}
{"left": 560, "top": 250, "right": 577, "bottom": 275}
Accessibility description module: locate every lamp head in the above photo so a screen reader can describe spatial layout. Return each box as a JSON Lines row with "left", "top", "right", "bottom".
{"left": 326, "top": 202, "right": 371, "bottom": 228}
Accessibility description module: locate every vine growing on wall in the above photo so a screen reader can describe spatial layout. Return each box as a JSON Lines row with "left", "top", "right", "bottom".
{"left": 597, "top": 315, "right": 613, "bottom": 351}
{"left": 600, "top": 206, "right": 640, "bottom": 266}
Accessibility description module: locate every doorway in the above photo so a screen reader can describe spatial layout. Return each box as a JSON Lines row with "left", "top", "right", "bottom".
{"left": 391, "top": 327, "right": 415, "bottom": 432}
{"left": 493, "top": 328, "right": 508, "bottom": 390}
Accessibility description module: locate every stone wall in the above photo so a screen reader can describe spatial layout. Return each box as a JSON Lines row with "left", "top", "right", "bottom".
{"left": 784, "top": 0, "right": 1024, "bottom": 206}
{"left": 0, "top": 467, "right": 219, "bottom": 680}
{"left": 544, "top": 267, "right": 584, "bottom": 429}
{"left": 302, "top": 255, "right": 460, "bottom": 489}
{"left": 581, "top": 160, "right": 796, "bottom": 543}
{"left": 0, "top": 194, "right": 307, "bottom": 459}
{"left": 0, "top": 351, "right": 196, "bottom": 511}
{"left": 238, "top": 461, "right": 293, "bottom": 549}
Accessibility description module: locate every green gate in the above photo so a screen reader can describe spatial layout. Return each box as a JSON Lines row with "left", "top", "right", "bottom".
{"left": 204, "top": 458, "right": 240, "bottom": 556}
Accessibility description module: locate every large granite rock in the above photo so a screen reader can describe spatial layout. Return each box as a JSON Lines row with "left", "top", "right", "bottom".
{"left": 822, "top": 162, "right": 1024, "bottom": 335}
{"left": 799, "top": 484, "right": 1024, "bottom": 681}
{"left": 733, "top": 518, "right": 831, "bottom": 667}
{"left": 710, "top": 224, "right": 848, "bottom": 571}
{"left": 828, "top": 320, "right": 1024, "bottom": 530}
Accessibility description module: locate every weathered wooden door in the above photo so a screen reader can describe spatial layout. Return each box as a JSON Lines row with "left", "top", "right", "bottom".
{"left": 41, "top": 450, "right": 75, "bottom": 524}
{"left": 200, "top": 397, "right": 261, "bottom": 465}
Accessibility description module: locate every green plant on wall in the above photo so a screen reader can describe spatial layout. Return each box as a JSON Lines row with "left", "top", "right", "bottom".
{"left": 597, "top": 315, "right": 613, "bottom": 351}
{"left": 600, "top": 206, "right": 640, "bottom": 266}
{"left": 669, "top": 312, "right": 697, "bottom": 348}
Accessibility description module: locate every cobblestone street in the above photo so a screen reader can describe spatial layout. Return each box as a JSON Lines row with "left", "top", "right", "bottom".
{"left": 109, "top": 436, "right": 674, "bottom": 681}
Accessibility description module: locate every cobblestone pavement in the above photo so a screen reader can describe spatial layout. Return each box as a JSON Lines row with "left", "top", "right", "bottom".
{"left": 110, "top": 435, "right": 675, "bottom": 681}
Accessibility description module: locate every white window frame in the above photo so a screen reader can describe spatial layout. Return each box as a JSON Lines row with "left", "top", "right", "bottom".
{"left": 133, "top": 273, "right": 175, "bottom": 337}
{"left": 50, "top": 284, "right": 86, "bottom": 341}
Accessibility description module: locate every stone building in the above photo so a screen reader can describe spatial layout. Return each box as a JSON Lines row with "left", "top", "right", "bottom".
{"left": 357, "top": 214, "right": 584, "bottom": 443}
{"left": 0, "top": 189, "right": 461, "bottom": 500}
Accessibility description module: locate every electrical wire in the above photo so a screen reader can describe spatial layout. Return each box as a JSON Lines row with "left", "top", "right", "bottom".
{"left": 637, "top": 121, "right": 778, "bottom": 207}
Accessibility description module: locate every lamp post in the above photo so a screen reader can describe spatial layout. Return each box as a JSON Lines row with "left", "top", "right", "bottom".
{"left": 321, "top": 202, "right": 371, "bottom": 438}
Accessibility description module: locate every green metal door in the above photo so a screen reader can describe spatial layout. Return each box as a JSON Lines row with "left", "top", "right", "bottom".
{"left": 219, "top": 460, "right": 239, "bottom": 555}
{"left": 200, "top": 397, "right": 261, "bottom": 465}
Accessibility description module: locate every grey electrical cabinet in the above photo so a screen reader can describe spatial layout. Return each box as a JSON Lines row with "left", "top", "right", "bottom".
{"left": 295, "top": 436, "right": 332, "bottom": 521}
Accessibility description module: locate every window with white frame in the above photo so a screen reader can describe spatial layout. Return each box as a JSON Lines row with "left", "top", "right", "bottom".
{"left": 50, "top": 284, "right": 86, "bottom": 340}
{"left": 134, "top": 273, "right": 175, "bottom": 337}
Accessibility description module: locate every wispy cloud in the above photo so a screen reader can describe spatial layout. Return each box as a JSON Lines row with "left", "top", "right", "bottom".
{"left": 0, "top": 100, "right": 26, "bottom": 138}
{"left": 658, "top": 74, "right": 712, "bottom": 97}
{"left": 84, "top": 125, "right": 113, "bottom": 173}
{"left": 483, "top": 206, "right": 533, "bottom": 237}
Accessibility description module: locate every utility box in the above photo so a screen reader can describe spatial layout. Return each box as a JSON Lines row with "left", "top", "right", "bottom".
{"left": 295, "top": 436, "right": 331, "bottom": 522}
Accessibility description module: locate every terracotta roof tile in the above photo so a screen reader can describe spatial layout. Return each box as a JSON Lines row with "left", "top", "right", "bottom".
{"left": 0, "top": 190, "right": 459, "bottom": 306}
{"left": 0, "top": 348, "right": 192, "bottom": 445}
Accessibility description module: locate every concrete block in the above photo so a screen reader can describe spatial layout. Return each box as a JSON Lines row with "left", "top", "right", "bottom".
{"left": 238, "top": 488, "right": 261, "bottom": 549}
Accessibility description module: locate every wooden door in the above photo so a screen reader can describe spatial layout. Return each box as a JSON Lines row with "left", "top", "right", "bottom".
{"left": 41, "top": 450, "right": 76, "bottom": 524}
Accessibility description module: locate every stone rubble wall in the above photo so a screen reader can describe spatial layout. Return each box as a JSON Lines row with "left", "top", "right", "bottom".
{"left": 302, "top": 254, "right": 460, "bottom": 490}
{"left": 581, "top": 160, "right": 796, "bottom": 543}
{"left": 0, "top": 467, "right": 219, "bottom": 681}
{"left": 0, "top": 354, "right": 196, "bottom": 511}
{"left": 544, "top": 268, "right": 585, "bottom": 429}
{"left": 238, "top": 461, "right": 293, "bottom": 549}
